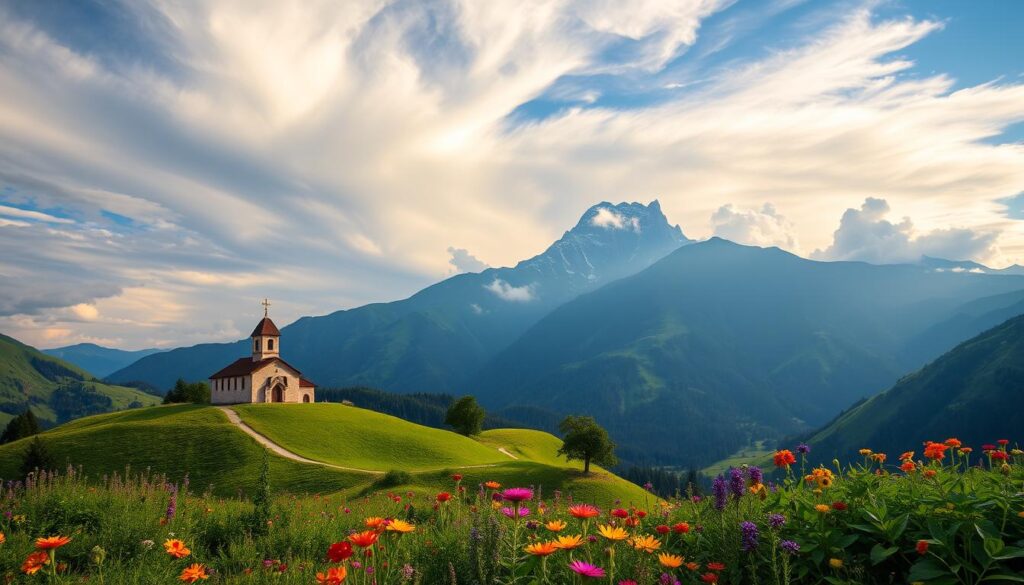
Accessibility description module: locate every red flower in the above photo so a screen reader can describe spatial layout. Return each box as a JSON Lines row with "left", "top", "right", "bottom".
{"left": 655, "top": 524, "right": 670, "bottom": 534}
{"left": 923, "top": 442, "right": 948, "bottom": 461}
{"left": 991, "top": 451, "right": 1009, "bottom": 462}
{"left": 611, "top": 508, "right": 629, "bottom": 518}
{"left": 326, "top": 541, "right": 353, "bottom": 563}
{"left": 916, "top": 540, "right": 929, "bottom": 556}
{"left": 701, "top": 573, "right": 719, "bottom": 583}
{"left": 998, "top": 439, "right": 1010, "bottom": 446}
{"left": 672, "top": 522, "right": 690, "bottom": 534}
{"left": 982, "top": 444, "right": 997, "bottom": 452}
{"left": 707, "top": 562, "right": 725, "bottom": 571}
{"left": 452, "top": 474, "right": 463, "bottom": 482}
{"left": 900, "top": 461, "right": 916, "bottom": 473}
{"left": 635, "top": 510, "right": 647, "bottom": 519}
{"left": 436, "top": 492, "right": 452, "bottom": 503}
{"left": 831, "top": 501, "right": 848, "bottom": 511}
{"left": 773, "top": 450, "right": 797, "bottom": 468}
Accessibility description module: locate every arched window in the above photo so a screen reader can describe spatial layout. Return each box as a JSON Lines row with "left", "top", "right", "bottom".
{"left": 268, "top": 338, "right": 275, "bottom": 351}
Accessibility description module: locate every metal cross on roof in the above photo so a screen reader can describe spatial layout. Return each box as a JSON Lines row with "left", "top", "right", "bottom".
{"left": 261, "top": 298, "right": 271, "bottom": 317}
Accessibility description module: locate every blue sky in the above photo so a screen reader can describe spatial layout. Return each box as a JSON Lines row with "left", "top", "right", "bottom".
{"left": 0, "top": 0, "right": 1022, "bottom": 349}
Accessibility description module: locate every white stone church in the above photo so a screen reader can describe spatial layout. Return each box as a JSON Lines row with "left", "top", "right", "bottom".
{"left": 209, "top": 303, "right": 316, "bottom": 404}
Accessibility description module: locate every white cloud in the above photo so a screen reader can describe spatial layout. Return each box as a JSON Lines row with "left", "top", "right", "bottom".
{"left": 812, "top": 197, "right": 1000, "bottom": 264}
{"left": 485, "top": 279, "right": 536, "bottom": 302}
{"left": 0, "top": 204, "right": 74, "bottom": 224}
{"left": 591, "top": 207, "right": 641, "bottom": 231}
{"left": 710, "top": 203, "right": 798, "bottom": 250}
{"left": 447, "top": 247, "right": 490, "bottom": 273}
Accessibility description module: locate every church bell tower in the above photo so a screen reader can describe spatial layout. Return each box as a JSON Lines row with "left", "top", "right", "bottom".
{"left": 251, "top": 298, "right": 281, "bottom": 362}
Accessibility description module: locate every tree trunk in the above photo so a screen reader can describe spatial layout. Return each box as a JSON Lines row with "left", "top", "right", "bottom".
{"left": 583, "top": 456, "right": 590, "bottom": 475}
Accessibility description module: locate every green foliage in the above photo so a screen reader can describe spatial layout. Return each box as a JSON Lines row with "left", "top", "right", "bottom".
{"left": 50, "top": 382, "right": 115, "bottom": 422}
{"left": 163, "top": 378, "right": 211, "bottom": 404}
{"left": 557, "top": 415, "right": 616, "bottom": 474}
{"left": 20, "top": 436, "right": 55, "bottom": 476}
{"left": 0, "top": 409, "right": 40, "bottom": 444}
{"left": 377, "top": 469, "right": 414, "bottom": 488}
{"left": 445, "top": 395, "right": 484, "bottom": 436}
{"left": 246, "top": 451, "right": 272, "bottom": 536}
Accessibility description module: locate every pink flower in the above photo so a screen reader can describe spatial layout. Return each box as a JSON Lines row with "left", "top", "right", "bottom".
{"left": 501, "top": 488, "right": 534, "bottom": 502}
{"left": 569, "top": 561, "right": 606, "bottom": 578}
{"left": 501, "top": 507, "right": 530, "bottom": 518}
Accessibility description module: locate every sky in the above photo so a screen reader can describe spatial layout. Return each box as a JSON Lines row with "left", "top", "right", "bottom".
{"left": 0, "top": 0, "right": 1023, "bottom": 350}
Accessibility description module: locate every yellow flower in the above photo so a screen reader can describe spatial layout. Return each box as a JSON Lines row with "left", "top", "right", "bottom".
{"left": 859, "top": 449, "right": 872, "bottom": 456}
{"left": 815, "top": 504, "right": 831, "bottom": 514}
{"left": 553, "top": 534, "right": 584, "bottom": 550}
{"left": 385, "top": 519, "right": 415, "bottom": 534}
{"left": 829, "top": 558, "right": 844, "bottom": 569}
{"left": 545, "top": 519, "right": 567, "bottom": 532}
{"left": 364, "top": 517, "right": 386, "bottom": 529}
{"left": 658, "top": 553, "right": 684, "bottom": 568}
{"left": 630, "top": 534, "right": 661, "bottom": 553}
{"left": 817, "top": 476, "right": 833, "bottom": 489}
{"left": 597, "top": 524, "right": 629, "bottom": 541}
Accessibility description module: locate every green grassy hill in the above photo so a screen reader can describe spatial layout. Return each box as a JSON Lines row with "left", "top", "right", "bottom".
{"left": 0, "top": 403, "right": 651, "bottom": 505}
{"left": 0, "top": 333, "right": 161, "bottom": 426}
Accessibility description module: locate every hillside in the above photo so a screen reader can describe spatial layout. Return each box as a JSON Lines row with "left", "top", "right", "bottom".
{"left": 107, "top": 201, "right": 690, "bottom": 392}
{"left": 42, "top": 343, "right": 161, "bottom": 378}
{"left": 800, "top": 314, "right": 1024, "bottom": 462}
{"left": 0, "top": 403, "right": 650, "bottom": 504}
{"left": 471, "top": 238, "right": 1024, "bottom": 467}
{"left": 0, "top": 333, "right": 161, "bottom": 427}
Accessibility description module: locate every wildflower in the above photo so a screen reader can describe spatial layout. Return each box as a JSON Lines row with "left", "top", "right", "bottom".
{"left": 923, "top": 442, "right": 948, "bottom": 461}
{"left": 706, "top": 562, "right": 725, "bottom": 571}
{"left": 831, "top": 501, "right": 848, "bottom": 511}
{"left": 179, "top": 563, "right": 210, "bottom": 583}
{"left": 701, "top": 574, "right": 718, "bottom": 583}
{"left": 164, "top": 539, "right": 191, "bottom": 559}
{"left": 598, "top": 524, "right": 629, "bottom": 541}
{"left": 568, "top": 560, "right": 605, "bottom": 578}
{"left": 998, "top": 439, "right": 1010, "bottom": 446}
{"left": 316, "top": 566, "right": 348, "bottom": 585}
{"left": 348, "top": 530, "right": 379, "bottom": 548}
{"left": 672, "top": 522, "right": 690, "bottom": 534}
{"left": 452, "top": 474, "right": 462, "bottom": 482}
{"left": 611, "top": 508, "right": 630, "bottom": 518}
{"left": 740, "top": 521, "right": 759, "bottom": 552}
{"left": 436, "top": 492, "right": 452, "bottom": 503}
{"left": 484, "top": 481, "right": 501, "bottom": 489}
{"left": 780, "top": 540, "right": 800, "bottom": 554}
{"left": 767, "top": 513, "right": 786, "bottom": 528}
{"left": 569, "top": 504, "right": 600, "bottom": 519}
{"left": 524, "top": 541, "right": 559, "bottom": 556}
{"left": 729, "top": 468, "right": 745, "bottom": 500}
{"left": 501, "top": 507, "right": 530, "bottom": 518}
{"left": 386, "top": 519, "right": 415, "bottom": 534}
{"left": 859, "top": 449, "right": 872, "bottom": 456}
{"left": 712, "top": 476, "right": 727, "bottom": 511}
{"left": 944, "top": 438, "right": 961, "bottom": 448}
{"left": 686, "top": 562, "right": 699, "bottom": 571}
{"left": 90, "top": 545, "right": 106, "bottom": 566}
{"left": 655, "top": 524, "right": 670, "bottom": 535}
{"left": 0, "top": 532, "right": 4, "bottom": 544}
{"left": 829, "top": 558, "right": 844, "bottom": 569}
{"left": 658, "top": 553, "right": 684, "bottom": 569}
{"left": 747, "top": 466, "right": 763, "bottom": 485}
{"left": 364, "top": 517, "right": 385, "bottom": 529}
{"left": 546, "top": 519, "right": 567, "bottom": 532}
{"left": 814, "top": 504, "right": 830, "bottom": 514}
{"left": 870, "top": 453, "right": 887, "bottom": 464}
{"left": 796, "top": 443, "right": 811, "bottom": 455}
{"left": 923, "top": 469, "right": 937, "bottom": 478}
{"left": 916, "top": 540, "right": 929, "bottom": 555}
{"left": 35, "top": 536, "right": 72, "bottom": 550}
{"left": 630, "top": 534, "right": 661, "bottom": 553}
{"left": 991, "top": 451, "right": 1009, "bottom": 462}
{"left": 21, "top": 551, "right": 49, "bottom": 575}
{"left": 501, "top": 487, "right": 534, "bottom": 502}
{"left": 327, "top": 541, "right": 353, "bottom": 562}
{"left": 900, "top": 451, "right": 915, "bottom": 461}
{"left": 960, "top": 447, "right": 973, "bottom": 455}
{"left": 901, "top": 461, "right": 916, "bottom": 473}
{"left": 553, "top": 534, "right": 585, "bottom": 550}
{"left": 749, "top": 482, "right": 767, "bottom": 499}
{"left": 773, "top": 450, "right": 796, "bottom": 468}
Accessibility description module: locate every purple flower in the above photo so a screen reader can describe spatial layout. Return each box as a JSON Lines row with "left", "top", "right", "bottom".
{"left": 165, "top": 486, "right": 177, "bottom": 521}
{"left": 740, "top": 521, "right": 759, "bottom": 552}
{"left": 712, "top": 475, "right": 727, "bottom": 511}
{"left": 747, "top": 466, "right": 763, "bottom": 485}
{"left": 659, "top": 573, "right": 681, "bottom": 585}
{"left": 781, "top": 540, "right": 800, "bottom": 554}
{"left": 501, "top": 487, "right": 534, "bottom": 502}
{"left": 501, "top": 507, "right": 530, "bottom": 518}
{"left": 729, "top": 468, "right": 745, "bottom": 500}
{"left": 768, "top": 513, "right": 786, "bottom": 529}
{"left": 796, "top": 443, "right": 811, "bottom": 455}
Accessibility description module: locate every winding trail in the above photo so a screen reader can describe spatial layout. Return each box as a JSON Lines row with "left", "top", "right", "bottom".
{"left": 218, "top": 406, "right": 519, "bottom": 474}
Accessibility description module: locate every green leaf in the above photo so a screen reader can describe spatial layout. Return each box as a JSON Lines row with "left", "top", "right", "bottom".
{"left": 981, "top": 575, "right": 1024, "bottom": 583}
{"left": 983, "top": 537, "right": 1005, "bottom": 558}
{"left": 835, "top": 533, "right": 859, "bottom": 549}
{"left": 870, "top": 544, "right": 898, "bottom": 565}
{"left": 908, "top": 559, "right": 952, "bottom": 581}
{"left": 890, "top": 513, "right": 909, "bottom": 540}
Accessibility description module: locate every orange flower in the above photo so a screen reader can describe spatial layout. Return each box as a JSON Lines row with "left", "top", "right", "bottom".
{"left": 900, "top": 461, "right": 916, "bottom": 473}
{"left": 524, "top": 541, "right": 559, "bottom": 556}
{"left": 21, "top": 551, "right": 49, "bottom": 575}
{"left": 924, "top": 442, "right": 948, "bottom": 461}
{"left": 686, "top": 562, "right": 699, "bottom": 571}
{"left": 773, "top": 450, "right": 796, "bottom": 468}
{"left": 899, "top": 451, "right": 915, "bottom": 461}
{"left": 659, "top": 553, "right": 684, "bottom": 568}
{"left": 545, "top": 519, "right": 567, "bottom": 532}
{"left": 630, "top": 534, "right": 661, "bottom": 553}
{"left": 179, "top": 563, "right": 210, "bottom": 583}
{"left": 923, "top": 469, "right": 937, "bottom": 478}
{"left": 568, "top": 504, "right": 600, "bottom": 519}
{"left": 364, "top": 517, "right": 385, "bottom": 529}
{"left": 959, "top": 447, "right": 973, "bottom": 455}
{"left": 0, "top": 532, "right": 5, "bottom": 544}
{"left": 815, "top": 504, "right": 831, "bottom": 513}
{"left": 348, "top": 530, "right": 379, "bottom": 548}
{"left": 35, "top": 536, "right": 72, "bottom": 550}
{"left": 316, "top": 566, "right": 348, "bottom": 585}
{"left": 944, "top": 438, "right": 961, "bottom": 448}
{"left": 484, "top": 481, "right": 501, "bottom": 490}
{"left": 164, "top": 539, "right": 191, "bottom": 559}
{"left": 707, "top": 562, "right": 726, "bottom": 571}
{"left": 385, "top": 520, "right": 415, "bottom": 534}
{"left": 870, "top": 453, "right": 887, "bottom": 464}
{"left": 553, "top": 534, "right": 585, "bottom": 550}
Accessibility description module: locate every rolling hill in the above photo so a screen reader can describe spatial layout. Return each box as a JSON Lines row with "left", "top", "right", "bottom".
{"left": 107, "top": 201, "right": 691, "bottom": 392}
{"left": 0, "top": 333, "right": 161, "bottom": 427}
{"left": 798, "top": 313, "right": 1024, "bottom": 463}
{"left": 0, "top": 403, "right": 651, "bottom": 504}
{"left": 471, "top": 238, "right": 1024, "bottom": 467}
{"left": 42, "top": 343, "right": 161, "bottom": 378}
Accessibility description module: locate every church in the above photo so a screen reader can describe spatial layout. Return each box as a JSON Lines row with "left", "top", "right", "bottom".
{"left": 209, "top": 301, "right": 315, "bottom": 404}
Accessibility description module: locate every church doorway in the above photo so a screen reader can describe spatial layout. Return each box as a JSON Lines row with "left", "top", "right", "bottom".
{"left": 302, "top": 394, "right": 310, "bottom": 403}
{"left": 271, "top": 385, "right": 284, "bottom": 403}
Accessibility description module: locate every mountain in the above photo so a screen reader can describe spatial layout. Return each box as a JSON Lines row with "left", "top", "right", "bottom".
{"left": 0, "top": 333, "right": 161, "bottom": 427}
{"left": 918, "top": 255, "right": 1024, "bottom": 276}
{"left": 470, "top": 239, "right": 1024, "bottom": 467}
{"left": 108, "top": 201, "right": 691, "bottom": 391}
{"left": 800, "top": 314, "right": 1024, "bottom": 462}
{"left": 43, "top": 343, "right": 161, "bottom": 378}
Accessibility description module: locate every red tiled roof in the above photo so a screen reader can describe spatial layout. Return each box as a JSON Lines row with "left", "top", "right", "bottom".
{"left": 209, "top": 356, "right": 303, "bottom": 379}
{"left": 299, "top": 377, "right": 315, "bottom": 388}
{"left": 250, "top": 317, "right": 280, "bottom": 337}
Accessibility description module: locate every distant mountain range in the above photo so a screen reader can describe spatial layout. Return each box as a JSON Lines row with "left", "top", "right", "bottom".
{"left": 0, "top": 334, "right": 160, "bottom": 427}
{"left": 98, "top": 200, "right": 1024, "bottom": 468}
{"left": 43, "top": 343, "right": 161, "bottom": 378}
{"left": 800, "top": 313, "right": 1024, "bottom": 462}
{"left": 108, "top": 201, "right": 691, "bottom": 391}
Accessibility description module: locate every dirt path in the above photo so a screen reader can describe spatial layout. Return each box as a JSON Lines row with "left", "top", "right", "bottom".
{"left": 218, "top": 407, "right": 383, "bottom": 475}
{"left": 497, "top": 447, "right": 519, "bottom": 460}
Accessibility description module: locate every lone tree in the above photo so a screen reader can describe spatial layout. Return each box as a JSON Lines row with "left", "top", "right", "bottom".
{"left": 21, "top": 436, "right": 55, "bottom": 476}
{"left": 445, "top": 395, "right": 485, "bottom": 436}
{"left": 0, "top": 409, "right": 41, "bottom": 444}
{"left": 557, "top": 415, "right": 616, "bottom": 474}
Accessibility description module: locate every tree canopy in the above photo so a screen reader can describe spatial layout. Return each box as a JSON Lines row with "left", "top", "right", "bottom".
{"left": 445, "top": 395, "right": 485, "bottom": 436}
{"left": 0, "top": 409, "right": 41, "bottom": 445}
{"left": 557, "top": 415, "right": 616, "bottom": 474}
{"left": 163, "top": 378, "right": 211, "bottom": 404}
